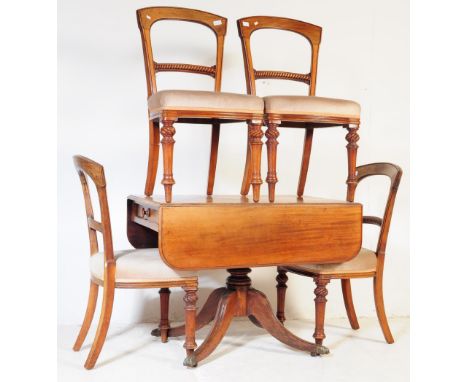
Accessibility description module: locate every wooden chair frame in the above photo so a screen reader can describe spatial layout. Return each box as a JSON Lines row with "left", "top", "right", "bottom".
{"left": 72, "top": 155, "right": 198, "bottom": 369}
{"left": 276, "top": 163, "right": 403, "bottom": 346}
{"left": 137, "top": 7, "right": 264, "bottom": 202}
{"left": 237, "top": 16, "right": 360, "bottom": 202}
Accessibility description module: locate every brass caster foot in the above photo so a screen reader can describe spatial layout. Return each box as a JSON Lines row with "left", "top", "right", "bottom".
{"left": 311, "top": 345, "right": 330, "bottom": 357}
{"left": 151, "top": 328, "right": 160, "bottom": 337}
{"left": 183, "top": 354, "right": 198, "bottom": 368}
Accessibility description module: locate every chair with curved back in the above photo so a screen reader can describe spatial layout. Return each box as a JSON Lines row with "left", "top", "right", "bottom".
{"left": 276, "top": 163, "right": 402, "bottom": 346}
{"left": 237, "top": 16, "right": 361, "bottom": 203}
{"left": 137, "top": 7, "right": 264, "bottom": 203}
{"left": 72, "top": 155, "right": 199, "bottom": 369}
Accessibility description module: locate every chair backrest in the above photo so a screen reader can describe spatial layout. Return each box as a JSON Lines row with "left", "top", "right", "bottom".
{"left": 73, "top": 155, "right": 114, "bottom": 262}
{"left": 355, "top": 163, "right": 403, "bottom": 256}
{"left": 237, "top": 16, "right": 322, "bottom": 96}
{"left": 136, "top": 7, "right": 227, "bottom": 97}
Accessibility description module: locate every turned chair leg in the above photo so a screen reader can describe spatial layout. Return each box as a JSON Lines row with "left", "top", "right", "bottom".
{"left": 73, "top": 281, "right": 99, "bottom": 351}
{"left": 313, "top": 276, "right": 330, "bottom": 346}
{"left": 276, "top": 268, "right": 288, "bottom": 324}
{"left": 161, "top": 118, "right": 176, "bottom": 203}
{"left": 266, "top": 120, "right": 279, "bottom": 202}
{"left": 248, "top": 120, "right": 264, "bottom": 202}
{"left": 182, "top": 286, "right": 198, "bottom": 367}
{"left": 84, "top": 278, "right": 115, "bottom": 369}
{"left": 341, "top": 279, "right": 360, "bottom": 330}
{"left": 345, "top": 125, "right": 360, "bottom": 202}
{"left": 374, "top": 273, "right": 394, "bottom": 344}
{"left": 158, "top": 288, "right": 171, "bottom": 343}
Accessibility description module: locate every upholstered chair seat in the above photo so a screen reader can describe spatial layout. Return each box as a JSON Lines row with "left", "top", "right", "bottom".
{"left": 90, "top": 248, "right": 197, "bottom": 283}
{"left": 286, "top": 248, "right": 376, "bottom": 277}
{"left": 148, "top": 90, "right": 264, "bottom": 115}
{"left": 264, "top": 95, "right": 361, "bottom": 119}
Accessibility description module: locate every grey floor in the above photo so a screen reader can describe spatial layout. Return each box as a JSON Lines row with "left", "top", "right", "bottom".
{"left": 58, "top": 317, "right": 409, "bottom": 382}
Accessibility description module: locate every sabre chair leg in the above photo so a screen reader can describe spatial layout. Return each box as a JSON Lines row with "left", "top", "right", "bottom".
{"left": 158, "top": 288, "right": 171, "bottom": 343}
{"left": 341, "top": 279, "right": 360, "bottom": 330}
{"left": 374, "top": 273, "right": 394, "bottom": 344}
{"left": 241, "top": 134, "right": 252, "bottom": 196}
{"left": 84, "top": 277, "right": 115, "bottom": 370}
{"left": 276, "top": 268, "right": 288, "bottom": 324}
{"left": 207, "top": 122, "right": 220, "bottom": 196}
{"left": 73, "top": 281, "right": 99, "bottom": 351}
{"left": 297, "top": 127, "right": 314, "bottom": 197}
{"left": 144, "top": 119, "right": 160, "bottom": 196}
{"left": 312, "top": 276, "right": 330, "bottom": 346}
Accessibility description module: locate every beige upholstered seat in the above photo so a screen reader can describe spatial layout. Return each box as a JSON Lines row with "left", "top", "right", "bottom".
{"left": 90, "top": 248, "right": 197, "bottom": 283}
{"left": 264, "top": 95, "right": 361, "bottom": 118}
{"left": 148, "top": 90, "right": 264, "bottom": 114}
{"left": 288, "top": 248, "right": 377, "bottom": 276}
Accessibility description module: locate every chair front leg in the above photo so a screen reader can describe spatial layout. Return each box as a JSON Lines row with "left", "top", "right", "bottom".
{"left": 345, "top": 124, "right": 360, "bottom": 202}
{"left": 158, "top": 288, "right": 171, "bottom": 343}
{"left": 182, "top": 286, "right": 198, "bottom": 367}
{"left": 313, "top": 276, "right": 330, "bottom": 347}
{"left": 276, "top": 268, "right": 288, "bottom": 324}
{"left": 248, "top": 120, "right": 264, "bottom": 202}
{"left": 161, "top": 118, "right": 176, "bottom": 203}
{"left": 266, "top": 120, "right": 280, "bottom": 202}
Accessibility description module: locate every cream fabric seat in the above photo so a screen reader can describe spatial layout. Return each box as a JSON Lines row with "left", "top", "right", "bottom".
{"left": 264, "top": 95, "right": 361, "bottom": 118}
{"left": 90, "top": 248, "right": 197, "bottom": 283}
{"left": 289, "top": 248, "right": 377, "bottom": 276}
{"left": 148, "top": 90, "right": 264, "bottom": 114}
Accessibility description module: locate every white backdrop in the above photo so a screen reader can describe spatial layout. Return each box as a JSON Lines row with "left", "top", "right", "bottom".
{"left": 58, "top": 0, "right": 408, "bottom": 325}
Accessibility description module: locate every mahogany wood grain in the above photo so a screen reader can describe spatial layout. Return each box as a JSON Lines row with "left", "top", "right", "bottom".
{"left": 73, "top": 156, "right": 198, "bottom": 369}
{"left": 278, "top": 163, "right": 402, "bottom": 346}
{"left": 126, "top": 195, "right": 362, "bottom": 270}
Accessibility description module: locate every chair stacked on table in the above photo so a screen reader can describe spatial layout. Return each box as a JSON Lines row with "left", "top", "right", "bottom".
{"left": 71, "top": 6, "right": 402, "bottom": 369}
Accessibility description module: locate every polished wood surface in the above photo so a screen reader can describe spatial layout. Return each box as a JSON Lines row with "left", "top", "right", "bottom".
{"left": 278, "top": 163, "right": 403, "bottom": 346}
{"left": 127, "top": 195, "right": 362, "bottom": 270}
{"left": 137, "top": 7, "right": 264, "bottom": 201}
{"left": 237, "top": 15, "right": 360, "bottom": 201}
{"left": 72, "top": 156, "right": 198, "bottom": 369}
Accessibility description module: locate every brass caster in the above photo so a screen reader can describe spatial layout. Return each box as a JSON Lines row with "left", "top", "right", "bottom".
{"left": 151, "top": 328, "right": 160, "bottom": 337}
{"left": 183, "top": 354, "right": 198, "bottom": 368}
{"left": 311, "top": 345, "right": 330, "bottom": 357}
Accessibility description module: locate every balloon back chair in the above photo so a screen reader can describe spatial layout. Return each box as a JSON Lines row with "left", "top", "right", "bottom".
{"left": 72, "top": 155, "right": 198, "bottom": 369}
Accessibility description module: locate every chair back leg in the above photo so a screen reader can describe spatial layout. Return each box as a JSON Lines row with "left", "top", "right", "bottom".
{"left": 341, "top": 279, "right": 360, "bottom": 329}
{"left": 84, "top": 278, "right": 115, "bottom": 369}
{"left": 373, "top": 272, "right": 394, "bottom": 344}
{"left": 73, "top": 281, "right": 99, "bottom": 351}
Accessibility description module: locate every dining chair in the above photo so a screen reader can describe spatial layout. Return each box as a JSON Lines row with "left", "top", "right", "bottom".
{"left": 72, "top": 155, "right": 198, "bottom": 369}
{"left": 237, "top": 16, "right": 361, "bottom": 202}
{"left": 276, "top": 163, "right": 402, "bottom": 346}
{"left": 137, "top": 7, "right": 264, "bottom": 202}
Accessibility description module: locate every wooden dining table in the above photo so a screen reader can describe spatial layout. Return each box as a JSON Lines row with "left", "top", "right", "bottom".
{"left": 127, "top": 194, "right": 362, "bottom": 366}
